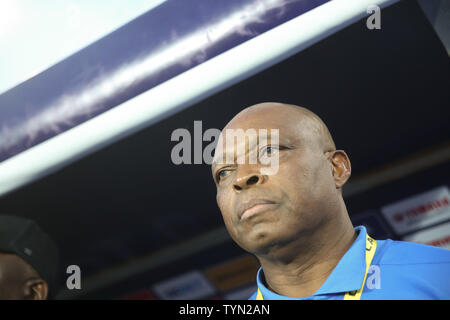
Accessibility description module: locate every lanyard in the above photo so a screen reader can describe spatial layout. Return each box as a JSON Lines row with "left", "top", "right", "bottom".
{"left": 256, "top": 233, "right": 377, "bottom": 300}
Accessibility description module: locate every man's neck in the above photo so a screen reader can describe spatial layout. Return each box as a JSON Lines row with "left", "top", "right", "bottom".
{"left": 256, "top": 221, "right": 357, "bottom": 298}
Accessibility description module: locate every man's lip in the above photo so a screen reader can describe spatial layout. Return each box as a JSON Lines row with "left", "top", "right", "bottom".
{"left": 238, "top": 199, "right": 277, "bottom": 220}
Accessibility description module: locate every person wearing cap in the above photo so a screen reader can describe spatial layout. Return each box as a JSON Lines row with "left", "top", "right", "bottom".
{"left": 211, "top": 102, "right": 450, "bottom": 300}
{"left": 0, "top": 215, "right": 59, "bottom": 300}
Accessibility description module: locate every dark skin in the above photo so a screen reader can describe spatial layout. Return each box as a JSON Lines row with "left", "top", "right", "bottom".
{"left": 0, "top": 253, "right": 48, "bottom": 300}
{"left": 212, "top": 102, "right": 355, "bottom": 298}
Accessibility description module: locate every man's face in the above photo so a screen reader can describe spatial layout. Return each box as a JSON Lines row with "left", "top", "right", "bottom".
{"left": 0, "top": 252, "right": 48, "bottom": 300}
{"left": 0, "top": 253, "right": 28, "bottom": 299}
{"left": 212, "top": 106, "right": 339, "bottom": 255}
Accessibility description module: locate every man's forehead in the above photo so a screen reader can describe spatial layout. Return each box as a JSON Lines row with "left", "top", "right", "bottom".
{"left": 230, "top": 102, "right": 316, "bottom": 126}
{"left": 211, "top": 103, "right": 335, "bottom": 169}
{"left": 223, "top": 107, "right": 313, "bottom": 143}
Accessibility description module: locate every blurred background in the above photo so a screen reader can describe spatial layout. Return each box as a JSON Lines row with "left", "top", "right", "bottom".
{"left": 0, "top": 0, "right": 449, "bottom": 299}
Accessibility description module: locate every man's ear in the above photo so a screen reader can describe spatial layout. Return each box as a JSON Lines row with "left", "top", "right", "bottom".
{"left": 24, "top": 279, "right": 48, "bottom": 300}
{"left": 329, "top": 150, "right": 351, "bottom": 189}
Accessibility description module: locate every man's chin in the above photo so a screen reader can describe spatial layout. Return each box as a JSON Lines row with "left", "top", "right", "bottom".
{"left": 237, "top": 231, "right": 281, "bottom": 255}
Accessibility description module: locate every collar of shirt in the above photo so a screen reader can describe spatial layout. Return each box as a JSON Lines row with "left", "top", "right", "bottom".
{"left": 255, "top": 225, "right": 368, "bottom": 300}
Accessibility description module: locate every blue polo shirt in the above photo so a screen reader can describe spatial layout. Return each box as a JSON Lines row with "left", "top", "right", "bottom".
{"left": 249, "top": 225, "right": 450, "bottom": 300}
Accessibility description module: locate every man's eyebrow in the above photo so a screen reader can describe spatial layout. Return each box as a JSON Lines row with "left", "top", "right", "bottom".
{"left": 211, "top": 152, "right": 234, "bottom": 168}
{"left": 211, "top": 155, "right": 231, "bottom": 169}
{"left": 212, "top": 131, "right": 285, "bottom": 167}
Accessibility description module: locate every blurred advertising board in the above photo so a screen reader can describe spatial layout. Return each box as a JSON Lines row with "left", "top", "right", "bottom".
{"left": 381, "top": 186, "right": 450, "bottom": 235}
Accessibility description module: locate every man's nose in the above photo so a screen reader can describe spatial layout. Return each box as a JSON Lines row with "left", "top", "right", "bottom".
{"left": 233, "top": 166, "right": 264, "bottom": 192}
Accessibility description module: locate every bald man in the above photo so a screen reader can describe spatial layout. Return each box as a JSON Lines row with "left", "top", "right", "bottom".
{"left": 211, "top": 102, "right": 450, "bottom": 300}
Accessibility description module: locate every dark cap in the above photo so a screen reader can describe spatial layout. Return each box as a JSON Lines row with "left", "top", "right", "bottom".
{"left": 0, "top": 215, "right": 59, "bottom": 296}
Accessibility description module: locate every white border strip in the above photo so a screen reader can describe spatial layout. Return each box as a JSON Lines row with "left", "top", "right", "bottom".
{"left": 0, "top": 0, "right": 399, "bottom": 196}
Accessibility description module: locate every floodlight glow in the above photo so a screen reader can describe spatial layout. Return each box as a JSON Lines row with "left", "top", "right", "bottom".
{"left": 0, "top": 0, "right": 21, "bottom": 37}
{"left": 0, "top": 0, "right": 168, "bottom": 95}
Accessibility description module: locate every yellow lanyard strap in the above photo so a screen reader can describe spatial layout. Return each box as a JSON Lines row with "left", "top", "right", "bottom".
{"left": 256, "top": 233, "right": 377, "bottom": 300}
{"left": 344, "top": 234, "right": 377, "bottom": 300}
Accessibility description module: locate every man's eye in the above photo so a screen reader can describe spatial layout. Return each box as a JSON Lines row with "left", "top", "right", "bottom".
{"left": 262, "top": 145, "right": 279, "bottom": 157}
{"left": 217, "top": 169, "right": 231, "bottom": 181}
{"left": 266, "top": 146, "right": 276, "bottom": 155}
